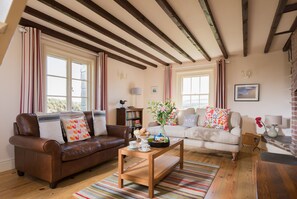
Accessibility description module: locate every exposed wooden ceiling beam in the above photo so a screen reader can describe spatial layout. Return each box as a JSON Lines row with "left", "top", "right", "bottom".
{"left": 19, "top": 18, "right": 147, "bottom": 70}
{"left": 283, "top": 2, "right": 297, "bottom": 13}
{"left": 77, "top": 0, "right": 182, "bottom": 64}
{"left": 24, "top": 6, "right": 157, "bottom": 68}
{"left": 283, "top": 16, "right": 297, "bottom": 51}
{"left": 38, "top": 0, "right": 168, "bottom": 66}
{"left": 264, "top": 0, "right": 288, "bottom": 53}
{"left": 115, "top": 0, "right": 195, "bottom": 63}
{"left": 198, "top": 0, "right": 228, "bottom": 58}
{"left": 242, "top": 0, "right": 248, "bottom": 57}
{"left": 156, "top": 0, "right": 211, "bottom": 61}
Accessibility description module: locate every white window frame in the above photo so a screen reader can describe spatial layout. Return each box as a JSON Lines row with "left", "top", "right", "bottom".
{"left": 176, "top": 69, "right": 215, "bottom": 109}
{"left": 43, "top": 44, "right": 95, "bottom": 113}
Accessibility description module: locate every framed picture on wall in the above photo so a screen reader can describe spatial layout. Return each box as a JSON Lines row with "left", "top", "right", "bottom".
{"left": 234, "top": 84, "right": 259, "bottom": 101}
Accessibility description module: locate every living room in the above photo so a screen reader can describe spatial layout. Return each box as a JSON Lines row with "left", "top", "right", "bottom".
{"left": 0, "top": 0, "right": 296, "bottom": 198}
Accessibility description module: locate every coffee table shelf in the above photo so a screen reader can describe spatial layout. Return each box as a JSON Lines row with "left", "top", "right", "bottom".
{"left": 121, "top": 155, "right": 180, "bottom": 186}
{"left": 118, "top": 139, "right": 184, "bottom": 198}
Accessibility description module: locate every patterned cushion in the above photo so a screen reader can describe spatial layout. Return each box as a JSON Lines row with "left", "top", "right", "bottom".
{"left": 204, "top": 106, "right": 230, "bottom": 131}
{"left": 182, "top": 114, "right": 198, "bottom": 127}
{"left": 92, "top": 110, "right": 107, "bottom": 136}
{"left": 60, "top": 112, "right": 91, "bottom": 142}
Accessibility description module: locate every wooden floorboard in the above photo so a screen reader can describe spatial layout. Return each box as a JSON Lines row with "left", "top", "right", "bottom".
{"left": 0, "top": 145, "right": 259, "bottom": 199}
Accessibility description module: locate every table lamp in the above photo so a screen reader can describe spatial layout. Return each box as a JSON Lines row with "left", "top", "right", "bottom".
{"left": 265, "top": 115, "right": 282, "bottom": 138}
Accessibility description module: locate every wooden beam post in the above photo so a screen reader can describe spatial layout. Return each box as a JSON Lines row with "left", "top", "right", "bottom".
{"left": 0, "top": 0, "right": 28, "bottom": 65}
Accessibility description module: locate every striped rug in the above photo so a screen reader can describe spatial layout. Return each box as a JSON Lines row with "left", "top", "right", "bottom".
{"left": 73, "top": 161, "right": 219, "bottom": 199}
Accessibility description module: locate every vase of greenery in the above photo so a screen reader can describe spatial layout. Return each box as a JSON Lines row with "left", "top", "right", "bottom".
{"left": 147, "top": 100, "right": 176, "bottom": 140}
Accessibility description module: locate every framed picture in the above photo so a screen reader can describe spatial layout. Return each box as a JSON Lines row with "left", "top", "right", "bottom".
{"left": 151, "top": 86, "right": 158, "bottom": 94}
{"left": 234, "top": 84, "right": 259, "bottom": 101}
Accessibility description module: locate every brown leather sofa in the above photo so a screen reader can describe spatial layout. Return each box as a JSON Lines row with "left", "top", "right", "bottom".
{"left": 9, "top": 111, "right": 129, "bottom": 188}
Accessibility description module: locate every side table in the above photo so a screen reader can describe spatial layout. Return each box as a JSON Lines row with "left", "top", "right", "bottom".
{"left": 242, "top": 132, "right": 261, "bottom": 151}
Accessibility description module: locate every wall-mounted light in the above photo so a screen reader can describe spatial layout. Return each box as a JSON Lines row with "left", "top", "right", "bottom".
{"left": 241, "top": 70, "right": 252, "bottom": 79}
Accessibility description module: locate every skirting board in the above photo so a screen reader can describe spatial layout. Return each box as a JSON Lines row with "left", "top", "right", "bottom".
{"left": 0, "top": 158, "right": 15, "bottom": 172}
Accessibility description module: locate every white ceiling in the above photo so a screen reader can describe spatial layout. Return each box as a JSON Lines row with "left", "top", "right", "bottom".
{"left": 24, "top": 0, "right": 297, "bottom": 67}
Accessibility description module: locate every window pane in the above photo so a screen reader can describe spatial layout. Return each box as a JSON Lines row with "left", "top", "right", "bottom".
{"left": 182, "top": 95, "right": 191, "bottom": 108}
{"left": 72, "top": 80, "right": 87, "bottom": 97}
{"left": 200, "top": 95, "right": 209, "bottom": 108}
{"left": 191, "top": 77, "right": 200, "bottom": 94}
{"left": 72, "top": 97, "right": 87, "bottom": 111}
{"left": 200, "top": 76, "right": 209, "bottom": 94}
{"left": 47, "top": 56, "right": 66, "bottom": 77}
{"left": 47, "top": 76, "right": 66, "bottom": 96}
{"left": 182, "top": 78, "right": 191, "bottom": 94}
{"left": 72, "top": 62, "right": 87, "bottom": 80}
{"left": 47, "top": 97, "right": 67, "bottom": 113}
{"left": 191, "top": 95, "right": 199, "bottom": 107}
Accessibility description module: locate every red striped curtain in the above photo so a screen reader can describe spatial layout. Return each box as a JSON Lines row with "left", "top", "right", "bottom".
{"left": 215, "top": 59, "right": 226, "bottom": 108}
{"left": 95, "top": 52, "right": 108, "bottom": 120}
{"left": 164, "top": 65, "right": 172, "bottom": 101}
{"left": 20, "top": 27, "right": 44, "bottom": 113}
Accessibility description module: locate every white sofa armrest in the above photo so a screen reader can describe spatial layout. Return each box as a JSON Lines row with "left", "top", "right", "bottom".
{"left": 230, "top": 126, "right": 241, "bottom": 137}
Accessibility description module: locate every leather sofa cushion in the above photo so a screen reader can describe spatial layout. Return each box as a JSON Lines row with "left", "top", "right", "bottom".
{"left": 61, "top": 136, "right": 125, "bottom": 161}
{"left": 91, "top": 135, "right": 125, "bottom": 150}
{"left": 61, "top": 139, "right": 102, "bottom": 161}
{"left": 16, "top": 113, "right": 40, "bottom": 136}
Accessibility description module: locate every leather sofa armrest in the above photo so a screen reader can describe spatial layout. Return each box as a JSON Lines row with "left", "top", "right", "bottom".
{"left": 106, "top": 125, "right": 129, "bottom": 145}
{"left": 148, "top": 122, "right": 159, "bottom": 127}
{"left": 9, "top": 135, "right": 61, "bottom": 154}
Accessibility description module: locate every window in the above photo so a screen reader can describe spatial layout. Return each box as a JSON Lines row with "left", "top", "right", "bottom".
{"left": 181, "top": 75, "right": 210, "bottom": 108}
{"left": 46, "top": 55, "right": 90, "bottom": 113}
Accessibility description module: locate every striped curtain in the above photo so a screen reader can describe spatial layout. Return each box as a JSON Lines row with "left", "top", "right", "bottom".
{"left": 215, "top": 59, "right": 226, "bottom": 108}
{"left": 20, "top": 27, "right": 44, "bottom": 113}
{"left": 164, "top": 65, "right": 172, "bottom": 101}
{"left": 95, "top": 52, "right": 108, "bottom": 120}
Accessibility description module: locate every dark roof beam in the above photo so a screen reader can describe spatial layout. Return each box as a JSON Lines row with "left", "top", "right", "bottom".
{"left": 156, "top": 0, "right": 211, "bottom": 61}
{"left": 77, "top": 0, "right": 182, "bottom": 64}
{"left": 198, "top": 0, "right": 229, "bottom": 58}
{"left": 264, "top": 0, "right": 288, "bottom": 53}
{"left": 19, "top": 18, "right": 147, "bottom": 70}
{"left": 115, "top": 0, "right": 195, "bottom": 62}
{"left": 38, "top": 0, "right": 168, "bottom": 66}
{"left": 24, "top": 6, "right": 157, "bottom": 68}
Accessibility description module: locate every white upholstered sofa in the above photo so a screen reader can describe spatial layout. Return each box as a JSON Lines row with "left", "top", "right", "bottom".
{"left": 147, "top": 108, "right": 242, "bottom": 160}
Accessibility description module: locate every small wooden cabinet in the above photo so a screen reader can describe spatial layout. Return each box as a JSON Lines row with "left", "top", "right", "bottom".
{"left": 116, "top": 107, "right": 143, "bottom": 138}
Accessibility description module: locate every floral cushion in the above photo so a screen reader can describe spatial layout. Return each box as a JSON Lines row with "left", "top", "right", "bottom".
{"left": 61, "top": 116, "right": 91, "bottom": 142}
{"left": 204, "top": 106, "right": 230, "bottom": 131}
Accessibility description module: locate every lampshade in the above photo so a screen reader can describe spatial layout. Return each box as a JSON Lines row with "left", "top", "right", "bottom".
{"left": 131, "top": 87, "right": 142, "bottom": 95}
{"left": 265, "top": 115, "right": 282, "bottom": 126}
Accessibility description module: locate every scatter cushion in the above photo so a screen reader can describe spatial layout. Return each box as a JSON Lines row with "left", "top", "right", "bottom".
{"left": 92, "top": 110, "right": 107, "bottom": 136}
{"left": 60, "top": 112, "right": 91, "bottom": 142}
{"left": 182, "top": 114, "right": 199, "bottom": 127}
{"left": 177, "top": 108, "right": 195, "bottom": 125}
{"left": 36, "top": 113, "right": 65, "bottom": 144}
{"left": 204, "top": 106, "right": 230, "bottom": 131}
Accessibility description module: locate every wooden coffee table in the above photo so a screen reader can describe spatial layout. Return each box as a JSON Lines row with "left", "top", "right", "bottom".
{"left": 118, "top": 139, "right": 184, "bottom": 198}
